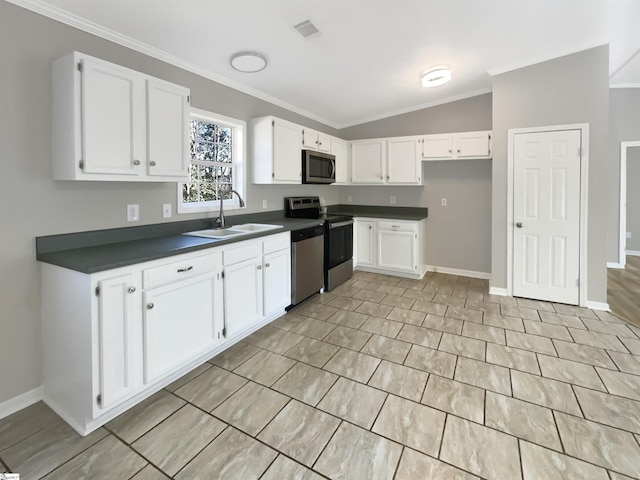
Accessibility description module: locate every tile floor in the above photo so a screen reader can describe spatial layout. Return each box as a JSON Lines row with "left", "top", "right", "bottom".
{"left": 2, "top": 271, "right": 640, "bottom": 479}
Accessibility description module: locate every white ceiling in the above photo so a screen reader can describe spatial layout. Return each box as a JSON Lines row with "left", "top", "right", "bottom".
{"left": 12, "top": 0, "right": 640, "bottom": 128}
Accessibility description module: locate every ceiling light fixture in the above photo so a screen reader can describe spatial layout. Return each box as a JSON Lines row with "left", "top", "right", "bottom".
{"left": 230, "top": 51, "right": 268, "bottom": 73}
{"left": 421, "top": 66, "right": 451, "bottom": 87}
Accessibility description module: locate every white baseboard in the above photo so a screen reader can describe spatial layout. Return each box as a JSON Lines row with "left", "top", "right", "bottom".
{"left": 488, "top": 287, "right": 509, "bottom": 296}
{"left": 425, "top": 265, "right": 490, "bottom": 280}
{"left": 586, "top": 301, "right": 610, "bottom": 311}
{"left": 626, "top": 250, "right": 640, "bottom": 257}
{"left": 0, "top": 386, "right": 43, "bottom": 420}
{"left": 607, "top": 262, "right": 625, "bottom": 269}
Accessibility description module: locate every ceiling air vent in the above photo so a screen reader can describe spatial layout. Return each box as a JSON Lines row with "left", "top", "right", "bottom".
{"left": 293, "top": 19, "right": 320, "bottom": 39}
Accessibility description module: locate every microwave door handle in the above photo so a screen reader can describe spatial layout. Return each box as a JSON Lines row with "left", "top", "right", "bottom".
{"left": 329, "top": 159, "right": 335, "bottom": 177}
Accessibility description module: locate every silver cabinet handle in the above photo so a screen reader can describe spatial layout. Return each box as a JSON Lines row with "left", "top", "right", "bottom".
{"left": 265, "top": 263, "right": 270, "bottom": 267}
{"left": 133, "top": 160, "right": 141, "bottom": 166}
{"left": 177, "top": 266, "right": 193, "bottom": 273}
{"left": 516, "top": 222, "right": 523, "bottom": 228}
{"left": 149, "top": 161, "right": 157, "bottom": 166}
{"left": 128, "top": 286, "right": 136, "bottom": 294}
{"left": 257, "top": 265, "right": 262, "bottom": 270}
{"left": 147, "top": 303, "right": 154, "bottom": 310}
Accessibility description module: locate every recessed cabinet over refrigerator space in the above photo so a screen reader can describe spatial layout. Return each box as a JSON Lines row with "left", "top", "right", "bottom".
{"left": 420, "top": 131, "right": 492, "bottom": 160}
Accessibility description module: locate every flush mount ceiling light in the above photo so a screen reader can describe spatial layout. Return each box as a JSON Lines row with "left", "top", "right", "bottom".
{"left": 421, "top": 66, "right": 451, "bottom": 87}
{"left": 230, "top": 51, "right": 267, "bottom": 73}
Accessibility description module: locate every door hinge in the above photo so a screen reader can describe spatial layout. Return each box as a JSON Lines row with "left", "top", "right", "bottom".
{"left": 95, "top": 285, "right": 100, "bottom": 296}
{"left": 96, "top": 394, "right": 101, "bottom": 405}
{"left": 222, "top": 327, "right": 227, "bottom": 337}
{"left": 272, "top": 120, "right": 275, "bottom": 127}
{"left": 77, "top": 62, "right": 83, "bottom": 72}
{"left": 187, "top": 95, "right": 190, "bottom": 103}
{"left": 79, "top": 160, "right": 85, "bottom": 170}
{"left": 272, "top": 172, "right": 275, "bottom": 178}
{"left": 221, "top": 270, "right": 225, "bottom": 279}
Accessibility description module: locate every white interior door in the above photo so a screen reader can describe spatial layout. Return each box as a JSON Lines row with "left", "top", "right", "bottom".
{"left": 513, "top": 129, "right": 581, "bottom": 304}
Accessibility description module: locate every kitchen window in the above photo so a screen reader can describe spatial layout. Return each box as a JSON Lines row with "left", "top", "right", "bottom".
{"left": 177, "top": 108, "right": 246, "bottom": 214}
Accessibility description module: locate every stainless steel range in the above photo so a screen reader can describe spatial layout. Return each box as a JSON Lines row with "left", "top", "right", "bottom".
{"left": 285, "top": 197, "right": 354, "bottom": 292}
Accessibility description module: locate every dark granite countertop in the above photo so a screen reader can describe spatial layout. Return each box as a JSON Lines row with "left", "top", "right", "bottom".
{"left": 328, "top": 205, "right": 428, "bottom": 220}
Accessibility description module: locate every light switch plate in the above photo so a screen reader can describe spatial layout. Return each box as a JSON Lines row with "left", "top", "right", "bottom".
{"left": 127, "top": 204, "right": 139, "bottom": 222}
{"left": 262, "top": 199, "right": 268, "bottom": 209}
{"left": 627, "top": 232, "right": 632, "bottom": 238}
{"left": 347, "top": 195, "right": 353, "bottom": 203}
{"left": 390, "top": 195, "right": 396, "bottom": 205}
{"left": 441, "top": 198, "right": 447, "bottom": 207}
{"left": 162, "top": 203, "right": 172, "bottom": 218}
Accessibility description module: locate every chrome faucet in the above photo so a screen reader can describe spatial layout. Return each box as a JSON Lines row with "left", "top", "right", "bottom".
{"left": 215, "top": 187, "right": 245, "bottom": 228}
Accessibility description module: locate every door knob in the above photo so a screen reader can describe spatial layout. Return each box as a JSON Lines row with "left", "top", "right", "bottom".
{"left": 516, "top": 222, "right": 523, "bottom": 228}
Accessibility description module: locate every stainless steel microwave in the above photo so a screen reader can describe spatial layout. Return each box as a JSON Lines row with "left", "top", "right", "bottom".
{"left": 302, "top": 149, "right": 336, "bottom": 184}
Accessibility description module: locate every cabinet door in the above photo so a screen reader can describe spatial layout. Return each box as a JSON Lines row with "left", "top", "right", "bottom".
{"left": 263, "top": 249, "right": 291, "bottom": 316}
{"left": 331, "top": 137, "right": 349, "bottom": 184}
{"left": 455, "top": 131, "right": 491, "bottom": 158}
{"left": 355, "top": 220, "right": 375, "bottom": 266}
{"left": 273, "top": 120, "right": 303, "bottom": 182}
{"left": 302, "top": 128, "right": 318, "bottom": 150}
{"left": 97, "top": 273, "right": 138, "bottom": 410}
{"left": 224, "top": 257, "right": 263, "bottom": 336}
{"left": 143, "top": 272, "right": 220, "bottom": 383}
{"left": 377, "top": 229, "right": 417, "bottom": 273}
{"left": 81, "top": 58, "right": 144, "bottom": 176}
{"left": 421, "top": 134, "right": 453, "bottom": 159}
{"left": 146, "top": 79, "right": 190, "bottom": 178}
{"left": 316, "top": 132, "right": 331, "bottom": 153}
{"left": 387, "top": 138, "right": 421, "bottom": 184}
{"left": 351, "top": 141, "right": 385, "bottom": 184}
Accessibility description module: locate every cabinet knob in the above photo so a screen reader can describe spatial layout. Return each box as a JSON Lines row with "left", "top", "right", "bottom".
{"left": 149, "top": 161, "right": 157, "bottom": 166}
{"left": 369, "top": 225, "right": 372, "bottom": 230}
{"left": 386, "top": 175, "right": 390, "bottom": 180}
{"left": 448, "top": 149, "right": 452, "bottom": 153}
{"left": 457, "top": 149, "right": 461, "bottom": 153}
{"left": 257, "top": 265, "right": 262, "bottom": 270}
{"left": 265, "top": 263, "right": 270, "bottom": 267}
{"left": 128, "top": 286, "right": 136, "bottom": 294}
{"left": 516, "top": 222, "right": 524, "bottom": 228}
{"left": 133, "top": 159, "right": 141, "bottom": 166}
{"left": 147, "top": 303, "right": 155, "bottom": 310}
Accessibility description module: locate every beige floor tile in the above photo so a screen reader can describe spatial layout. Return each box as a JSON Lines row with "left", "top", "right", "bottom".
{"left": 326, "top": 309, "right": 369, "bottom": 329}
{"left": 485, "top": 392, "right": 562, "bottom": 450}
{"left": 538, "top": 311, "right": 586, "bottom": 329}
{"left": 386, "top": 306, "right": 426, "bottom": 325}
{"left": 552, "top": 339, "right": 617, "bottom": 369}
{"left": 326, "top": 295, "right": 364, "bottom": 311}
{"left": 245, "top": 327, "right": 306, "bottom": 354}
{"left": 368, "top": 360, "right": 429, "bottom": 402}
{"left": 520, "top": 440, "right": 609, "bottom": 480}
{"left": 130, "top": 464, "right": 167, "bottom": 480}
{"left": 284, "top": 337, "right": 340, "bottom": 368}
{"left": 609, "top": 351, "right": 640, "bottom": 375}
{"left": 41, "top": 435, "right": 146, "bottom": 480}
{"left": 164, "top": 363, "right": 212, "bottom": 392}
{"left": 465, "top": 299, "right": 501, "bottom": 315}
{"left": 323, "top": 325, "right": 372, "bottom": 350}
{"left": 360, "top": 316, "right": 403, "bottom": 338}
{"left": 272, "top": 362, "right": 338, "bottom": 406}
{"left": 445, "top": 306, "right": 483, "bottom": 323}
{"left": 209, "top": 341, "right": 261, "bottom": 369}
{"left": 356, "top": 301, "right": 394, "bottom": 318}
{"left": 552, "top": 304, "right": 598, "bottom": 318}
{"left": 596, "top": 367, "right": 640, "bottom": 401}
{"left": 440, "top": 415, "right": 522, "bottom": 480}
{"left": 270, "top": 312, "right": 307, "bottom": 331}
{"left": 483, "top": 313, "right": 525, "bottom": 332}
{"left": 233, "top": 349, "right": 296, "bottom": 386}
{"left": 290, "top": 318, "right": 337, "bottom": 340}
{"left": 511, "top": 370, "right": 582, "bottom": 416}
{"left": 500, "top": 305, "right": 540, "bottom": 320}
{"left": 610, "top": 472, "right": 638, "bottom": 480}
{"left": 360, "top": 335, "right": 411, "bottom": 363}
{"left": 309, "top": 292, "right": 340, "bottom": 304}
{"left": 376, "top": 284, "right": 406, "bottom": 296}
{"left": 380, "top": 294, "right": 415, "bottom": 309}
{"left": 568, "top": 328, "right": 628, "bottom": 352}
{"left": 483, "top": 293, "right": 518, "bottom": 306}
{"left": 402, "top": 289, "right": 436, "bottom": 302}
{"left": 454, "top": 356, "right": 511, "bottom": 395}
{"left": 261, "top": 455, "right": 324, "bottom": 480}
{"left": 323, "top": 348, "right": 381, "bottom": 382}
{"left": 432, "top": 294, "right": 466, "bottom": 308}
{"left": 372, "top": 395, "right": 445, "bottom": 456}
{"left": 295, "top": 302, "right": 339, "bottom": 321}
{"left": 396, "top": 279, "right": 429, "bottom": 290}
{"left": 0, "top": 402, "right": 65, "bottom": 451}
{"left": 462, "top": 322, "right": 506, "bottom": 345}
{"left": 422, "top": 314, "right": 464, "bottom": 335}
{"left": 175, "top": 365, "right": 248, "bottom": 411}
{"left": 439, "top": 332, "right": 486, "bottom": 360}
{"left": 132, "top": 405, "right": 225, "bottom": 476}
{"left": 175, "top": 427, "right": 277, "bottom": 480}
{"left": 516, "top": 298, "right": 556, "bottom": 312}
{"left": 523, "top": 319, "right": 572, "bottom": 341}
{"left": 537, "top": 354, "right": 606, "bottom": 391}
{"left": 1, "top": 423, "right": 108, "bottom": 479}
{"left": 555, "top": 411, "right": 640, "bottom": 478}
{"left": 331, "top": 284, "right": 361, "bottom": 297}
{"left": 213, "top": 382, "right": 289, "bottom": 436}
{"left": 317, "top": 377, "right": 387, "bottom": 429}
{"left": 594, "top": 310, "right": 627, "bottom": 323}
{"left": 394, "top": 448, "right": 480, "bottom": 480}
{"left": 258, "top": 400, "right": 340, "bottom": 467}
{"left": 421, "top": 374, "right": 485, "bottom": 423}
{"left": 314, "top": 422, "right": 402, "bottom": 480}
{"left": 405, "top": 344, "right": 457, "bottom": 378}
{"left": 396, "top": 324, "right": 442, "bottom": 348}
{"left": 353, "top": 289, "right": 387, "bottom": 303}
{"left": 412, "top": 300, "right": 448, "bottom": 316}
{"left": 581, "top": 318, "right": 638, "bottom": 338}
{"left": 486, "top": 343, "right": 540, "bottom": 374}
{"left": 574, "top": 386, "right": 640, "bottom": 434}
{"left": 620, "top": 336, "right": 640, "bottom": 355}
{"left": 506, "top": 330, "right": 557, "bottom": 355}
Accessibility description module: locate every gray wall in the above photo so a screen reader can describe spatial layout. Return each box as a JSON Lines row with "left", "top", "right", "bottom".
{"left": 0, "top": 2, "right": 342, "bottom": 404}
{"left": 627, "top": 147, "right": 640, "bottom": 252}
{"left": 491, "top": 46, "right": 610, "bottom": 303}
{"left": 609, "top": 89, "right": 640, "bottom": 261}
{"left": 337, "top": 95, "right": 493, "bottom": 274}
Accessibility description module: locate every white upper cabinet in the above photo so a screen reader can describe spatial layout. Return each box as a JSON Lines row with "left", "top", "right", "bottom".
{"left": 252, "top": 116, "right": 303, "bottom": 184}
{"left": 331, "top": 137, "right": 349, "bottom": 184}
{"left": 52, "top": 52, "right": 190, "bottom": 182}
{"left": 302, "top": 127, "right": 331, "bottom": 153}
{"left": 386, "top": 137, "right": 421, "bottom": 184}
{"left": 351, "top": 139, "right": 386, "bottom": 184}
{"left": 420, "top": 131, "right": 492, "bottom": 161}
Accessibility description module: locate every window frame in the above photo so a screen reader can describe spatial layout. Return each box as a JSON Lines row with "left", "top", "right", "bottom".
{"left": 177, "top": 107, "right": 246, "bottom": 215}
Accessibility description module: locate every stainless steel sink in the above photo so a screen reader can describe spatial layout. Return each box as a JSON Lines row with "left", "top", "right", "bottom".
{"left": 183, "top": 223, "right": 282, "bottom": 239}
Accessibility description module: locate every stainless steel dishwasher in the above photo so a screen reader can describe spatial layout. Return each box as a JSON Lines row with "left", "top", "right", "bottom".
{"left": 290, "top": 224, "right": 325, "bottom": 306}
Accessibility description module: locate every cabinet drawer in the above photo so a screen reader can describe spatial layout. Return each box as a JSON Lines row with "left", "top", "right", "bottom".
{"left": 143, "top": 254, "right": 219, "bottom": 289}
{"left": 223, "top": 241, "right": 261, "bottom": 266}
{"left": 377, "top": 221, "right": 417, "bottom": 233}
{"left": 263, "top": 232, "right": 290, "bottom": 255}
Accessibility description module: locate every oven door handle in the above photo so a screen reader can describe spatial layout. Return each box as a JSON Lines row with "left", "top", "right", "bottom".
{"left": 329, "top": 219, "right": 354, "bottom": 229}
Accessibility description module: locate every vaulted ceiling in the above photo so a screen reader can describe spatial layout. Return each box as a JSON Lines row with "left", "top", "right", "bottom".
{"left": 11, "top": 0, "right": 640, "bottom": 127}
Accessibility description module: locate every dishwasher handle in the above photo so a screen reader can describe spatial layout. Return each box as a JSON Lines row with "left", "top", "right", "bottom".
{"left": 329, "top": 219, "right": 354, "bottom": 229}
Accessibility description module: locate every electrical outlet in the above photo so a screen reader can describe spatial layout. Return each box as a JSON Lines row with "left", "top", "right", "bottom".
{"left": 347, "top": 195, "right": 353, "bottom": 203}
{"left": 127, "top": 204, "right": 139, "bottom": 222}
{"left": 162, "top": 203, "right": 172, "bottom": 218}
{"left": 441, "top": 198, "right": 447, "bottom": 207}
{"left": 319, "top": 196, "right": 325, "bottom": 205}
{"left": 262, "top": 199, "right": 268, "bottom": 209}
{"left": 627, "top": 232, "right": 632, "bottom": 238}
{"left": 390, "top": 195, "right": 396, "bottom": 205}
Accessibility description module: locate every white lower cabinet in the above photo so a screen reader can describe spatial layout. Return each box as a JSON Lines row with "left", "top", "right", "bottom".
{"left": 41, "top": 231, "right": 290, "bottom": 436}
{"left": 354, "top": 218, "right": 427, "bottom": 279}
